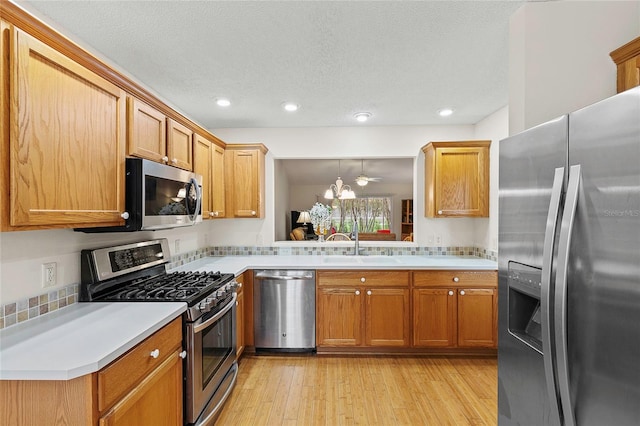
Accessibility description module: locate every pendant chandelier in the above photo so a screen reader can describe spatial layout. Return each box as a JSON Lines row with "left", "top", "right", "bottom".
{"left": 324, "top": 160, "right": 356, "bottom": 200}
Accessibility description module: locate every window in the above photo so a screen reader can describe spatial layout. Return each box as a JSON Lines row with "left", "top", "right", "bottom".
{"left": 329, "top": 196, "right": 392, "bottom": 233}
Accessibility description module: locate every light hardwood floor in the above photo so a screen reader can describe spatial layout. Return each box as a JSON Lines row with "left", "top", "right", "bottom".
{"left": 216, "top": 355, "right": 497, "bottom": 425}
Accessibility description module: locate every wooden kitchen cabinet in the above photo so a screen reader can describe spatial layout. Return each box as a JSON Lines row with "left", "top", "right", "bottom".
{"left": 422, "top": 141, "right": 490, "bottom": 218}
{"left": 0, "top": 317, "right": 183, "bottom": 426}
{"left": 610, "top": 36, "right": 640, "bottom": 93}
{"left": 2, "top": 25, "right": 127, "bottom": 229}
{"left": 128, "top": 97, "right": 193, "bottom": 171}
{"left": 316, "top": 270, "right": 410, "bottom": 348}
{"left": 225, "top": 144, "right": 268, "bottom": 218}
{"left": 413, "top": 270, "right": 497, "bottom": 349}
{"left": 194, "top": 135, "right": 226, "bottom": 219}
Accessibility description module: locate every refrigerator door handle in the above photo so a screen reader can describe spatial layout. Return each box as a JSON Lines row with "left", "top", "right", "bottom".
{"left": 541, "top": 167, "right": 565, "bottom": 426}
{"left": 555, "top": 164, "right": 581, "bottom": 426}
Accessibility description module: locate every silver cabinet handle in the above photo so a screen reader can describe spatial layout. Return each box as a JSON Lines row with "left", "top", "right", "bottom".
{"left": 213, "top": 211, "right": 219, "bottom": 217}
{"left": 251, "top": 210, "right": 256, "bottom": 216}
{"left": 120, "top": 212, "right": 129, "bottom": 220}
{"left": 367, "top": 290, "right": 372, "bottom": 296}
{"left": 355, "top": 290, "right": 360, "bottom": 295}
{"left": 459, "top": 290, "right": 465, "bottom": 296}
{"left": 437, "top": 210, "right": 443, "bottom": 215}
{"left": 453, "top": 277, "right": 459, "bottom": 282}
{"left": 555, "top": 165, "right": 581, "bottom": 426}
{"left": 162, "top": 156, "right": 169, "bottom": 162}
{"left": 360, "top": 277, "right": 366, "bottom": 283}
{"left": 541, "top": 167, "right": 565, "bottom": 425}
{"left": 237, "top": 282, "right": 243, "bottom": 288}
{"left": 172, "top": 158, "right": 178, "bottom": 164}
{"left": 179, "top": 350, "right": 187, "bottom": 359}
{"left": 448, "top": 290, "right": 454, "bottom": 296}
{"left": 150, "top": 349, "right": 160, "bottom": 359}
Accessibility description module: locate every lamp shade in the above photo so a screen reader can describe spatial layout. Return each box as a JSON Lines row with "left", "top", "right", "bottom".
{"left": 296, "top": 211, "right": 311, "bottom": 223}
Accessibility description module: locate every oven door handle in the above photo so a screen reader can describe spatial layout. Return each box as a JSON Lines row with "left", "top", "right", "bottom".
{"left": 193, "top": 293, "right": 237, "bottom": 334}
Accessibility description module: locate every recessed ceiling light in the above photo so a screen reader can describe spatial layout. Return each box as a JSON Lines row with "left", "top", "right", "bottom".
{"left": 438, "top": 108, "right": 454, "bottom": 117}
{"left": 354, "top": 112, "right": 371, "bottom": 122}
{"left": 282, "top": 102, "right": 299, "bottom": 112}
{"left": 216, "top": 98, "right": 231, "bottom": 107}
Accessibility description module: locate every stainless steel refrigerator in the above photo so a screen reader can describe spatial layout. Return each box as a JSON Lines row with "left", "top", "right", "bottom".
{"left": 498, "top": 87, "right": 640, "bottom": 425}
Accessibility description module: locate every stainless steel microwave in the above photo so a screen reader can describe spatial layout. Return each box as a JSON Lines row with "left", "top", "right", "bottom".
{"left": 77, "top": 158, "right": 202, "bottom": 232}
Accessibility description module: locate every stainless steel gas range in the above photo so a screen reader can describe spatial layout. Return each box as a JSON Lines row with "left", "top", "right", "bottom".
{"left": 80, "top": 239, "right": 238, "bottom": 425}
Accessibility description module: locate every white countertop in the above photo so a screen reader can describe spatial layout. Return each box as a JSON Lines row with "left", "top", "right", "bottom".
{"left": 172, "top": 255, "right": 497, "bottom": 276}
{"left": 0, "top": 302, "right": 186, "bottom": 380}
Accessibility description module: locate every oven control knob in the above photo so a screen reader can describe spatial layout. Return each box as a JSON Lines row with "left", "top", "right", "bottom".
{"left": 206, "top": 297, "right": 216, "bottom": 305}
{"left": 216, "top": 290, "right": 225, "bottom": 298}
{"left": 198, "top": 301, "right": 211, "bottom": 312}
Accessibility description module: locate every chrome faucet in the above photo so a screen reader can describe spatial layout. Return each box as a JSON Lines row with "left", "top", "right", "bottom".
{"left": 353, "top": 219, "right": 360, "bottom": 256}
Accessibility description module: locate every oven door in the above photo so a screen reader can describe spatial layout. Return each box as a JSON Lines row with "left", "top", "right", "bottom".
{"left": 186, "top": 293, "right": 237, "bottom": 425}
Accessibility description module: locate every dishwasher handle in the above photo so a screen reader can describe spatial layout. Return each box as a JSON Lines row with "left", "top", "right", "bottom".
{"left": 254, "top": 270, "right": 315, "bottom": 280}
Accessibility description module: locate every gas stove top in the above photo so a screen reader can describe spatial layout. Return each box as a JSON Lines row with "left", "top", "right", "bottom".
{"left": 79, "top": 239, "right": 236, "bottom": 322}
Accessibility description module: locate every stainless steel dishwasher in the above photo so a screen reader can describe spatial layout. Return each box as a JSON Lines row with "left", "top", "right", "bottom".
{"left": 253, "top": 270, "right": 316, "bottom": 352}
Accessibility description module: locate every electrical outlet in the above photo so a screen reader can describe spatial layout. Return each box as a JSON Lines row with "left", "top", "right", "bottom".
{"left": 42, "top": 262, "right": 57, "bottom": 288}
{"left": 175, "top": 239, "right": 180, "bottom": 254}
{"left": 435, "top": 235, "right": 442, "bottom": 245}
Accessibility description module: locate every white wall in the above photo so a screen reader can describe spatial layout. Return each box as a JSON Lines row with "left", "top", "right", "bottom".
{"left": 0, "top": 225, "right": 209, "bottom": 304}
{"left": 509, "top": 1, "right": 640, "bottom": 134}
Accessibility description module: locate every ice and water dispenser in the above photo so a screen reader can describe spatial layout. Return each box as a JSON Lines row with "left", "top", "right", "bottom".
{"left": 507, "top": 262, "right": 544, "bottom": 353}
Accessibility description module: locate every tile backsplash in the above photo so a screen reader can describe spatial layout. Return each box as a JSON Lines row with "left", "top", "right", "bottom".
{"left": 1, "top": 245, "right": 497, "bottom": 330}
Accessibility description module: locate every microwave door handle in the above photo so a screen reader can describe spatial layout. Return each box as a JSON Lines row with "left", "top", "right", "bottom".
{"left": 541, "top": 167, "right": 564, "bottom": 426}
{"left": 555, "top": 164, "right": 581, "bottom": 426}
{"left": 186, "top": 177, "right": 202, "bottom": 223}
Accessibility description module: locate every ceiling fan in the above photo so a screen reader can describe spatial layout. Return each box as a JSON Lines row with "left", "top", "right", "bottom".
{"left": 355, "top": 160, "right": 383, "bottom": 186}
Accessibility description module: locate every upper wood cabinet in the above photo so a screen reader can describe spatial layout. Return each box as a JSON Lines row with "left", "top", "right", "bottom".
{"left": 225, "top": 144, "right": 268, "bottom": 218}
{"left": 610, "top": 36, "right": 640, "bottom": 93}
{"left": 3, "top": 25, "right": 126, "bottom": 229}
{"left": 422, "top": 140, "right": 490, "bottom": 218}
{"left": 194, "top": 135, "right": 226, "bottom": 219}
{"left": 127, "top": 97, "right": 193, "bottom": 171}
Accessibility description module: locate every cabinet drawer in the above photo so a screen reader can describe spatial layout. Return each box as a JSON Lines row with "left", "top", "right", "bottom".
{"left": 317, "top": 270, "right": 409, "bottom": 287}
{"left": 97, "top": 317, "right": 182, "bottom": 412}
{"left": 414, "top": 270, "right": 497, "bottom": 288}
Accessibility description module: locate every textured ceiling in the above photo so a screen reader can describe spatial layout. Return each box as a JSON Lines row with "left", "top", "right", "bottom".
{"left": 20, "top": 0, "right": 525, "bottom": 129}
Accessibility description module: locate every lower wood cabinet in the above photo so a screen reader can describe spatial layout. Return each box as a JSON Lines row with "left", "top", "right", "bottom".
{"left": 413, "top": 270, "right": 497, "bottom": 349}
{"left": 316, "top": 271, "right": 410, "bottom": 348}
{"left": 0, "top": 317, "right": 183, "bottom": 426}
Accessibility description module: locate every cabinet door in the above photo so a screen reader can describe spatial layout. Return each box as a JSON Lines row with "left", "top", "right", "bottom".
{"left": 413, "top": 288, "right": 456, "bottom": 347}
{"left": 9, "top": 28, "right": 126, "bottom": 227}
{"left": 227, "top": 149, "right": 263, "bottom": 218}
{"left": 365, "top": 288, "right": 409, "bottom": 347}
{"left": 193, "top": 134, "right": 212, "bottom": 219}
{"left": 166, "top": 118, "right": 193, "bottom": 171}
{"left": 127, "top": 97, "right": 167, "bottom": 163}
{"left": 457, "top": 288, "right": 497, "bottom": 348}
{"left": 434, "top": 146, "right": 488, "bottom": 217}
{"left": 99, "top": 350, "right": 183, "bottom": 426}
{"left": 316, "top": 287, "right": 362, "bottom": 346}
{"left": 211, "top": 144, "right": 226, "bottom": 218}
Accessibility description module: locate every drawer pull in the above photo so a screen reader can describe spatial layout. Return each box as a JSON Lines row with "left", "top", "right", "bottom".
{"left": 179, "top": 350, "right": 187, "bottom": 359}
{"left": 355, "top": 290, "right": 360, "bottom": 296}
{"left": 460, "top": 290, "right": 466, "bottom": 296}
{"left": 360, "top": 277, "right": 366, "bottom": 283}
{"left": 367, "top": 290, "right": 372, "bottom": 296}
{"left": 162, "top": 156, "right": 169, "bottom": 162}
{"left": 453, "top": 277, "right": 460, "bottom": 282}
{"left": 448, "top": 290, "right": 454, "bottom": 296}
{"left": 150, "top": 349, "right": 160, "bottom": 359}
